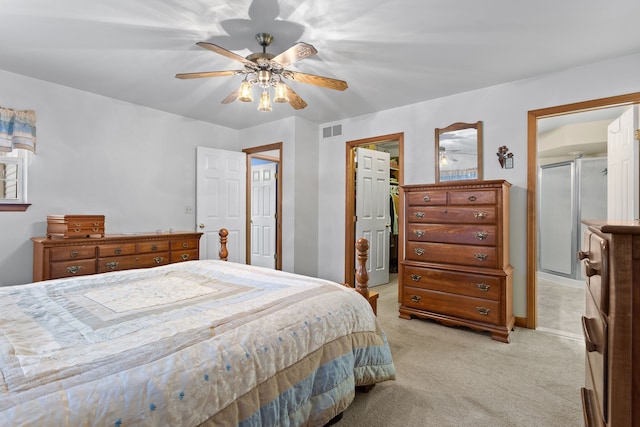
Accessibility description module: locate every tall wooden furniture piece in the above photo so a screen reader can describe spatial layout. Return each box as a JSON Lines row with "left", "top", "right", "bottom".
{"left": 32, "top": 232, "right": 202, "bottom": 281}
{"left": 579, "top": 220, "right": 639, "bottom": 427}
{"left": 399, "top": 180, "right": 514, "bottom": 342}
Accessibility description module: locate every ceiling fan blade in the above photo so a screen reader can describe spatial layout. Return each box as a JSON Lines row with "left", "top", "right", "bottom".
{"left": 196, "top": 42, "right": 256, "bottom": 68}
{"left": 175, "top": 70, "right": 244, "bottom": 79}
{"left": 284, "top": 85, "right": 307, "bottom": 110}
{"left": 284, "top": 71, "right": 348, "bottom": 91}
{"left": 271, "top": 42, "right": 317, "bottom": 67}
{"left": 221, "top": 88, "right": 240, "bottom": 104}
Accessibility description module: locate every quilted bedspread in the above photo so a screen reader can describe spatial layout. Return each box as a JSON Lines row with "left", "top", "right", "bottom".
{"left": 0, "top": 260, "right": 395, "bottom": 426}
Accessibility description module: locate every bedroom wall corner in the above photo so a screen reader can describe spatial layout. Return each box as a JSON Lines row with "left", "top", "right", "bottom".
{"left": 0, "top": 70, "right": 240, "bottom": 286}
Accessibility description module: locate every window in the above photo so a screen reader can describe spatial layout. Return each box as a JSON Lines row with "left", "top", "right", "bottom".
{"left": 0, "top": 150, "right": 29, "bottom": 211}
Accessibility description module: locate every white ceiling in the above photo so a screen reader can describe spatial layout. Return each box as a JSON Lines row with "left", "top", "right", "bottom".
{"left": 2, "top": 0, "right": 640, "bottom": 130}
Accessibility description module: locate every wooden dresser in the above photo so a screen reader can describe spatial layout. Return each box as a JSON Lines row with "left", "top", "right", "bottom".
{"left": 399, "top": 180, "right": 514, "bottom": 342}
{"left": 579, "top": 220, "right": 639, "bottom": 427}
{"left": 32, "top": 232, "right": 202, "bottom": 282}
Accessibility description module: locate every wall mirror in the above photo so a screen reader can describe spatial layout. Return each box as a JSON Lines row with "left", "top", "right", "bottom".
{"left": 435, "top": 121, "right": 483, "bottom": 182}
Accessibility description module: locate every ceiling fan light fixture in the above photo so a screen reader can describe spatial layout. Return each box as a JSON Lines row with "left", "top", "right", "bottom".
{"left": 273, "top": 82, "right": 289, "bottom": 103}
{"left": 238, "top": 80, "right": 253, "bottom": 102}
{"left": 258, "top": 90, "right": 272, "bottom": 112}
{"left": 257, "top": 70, "right": 271, "bottom": 87}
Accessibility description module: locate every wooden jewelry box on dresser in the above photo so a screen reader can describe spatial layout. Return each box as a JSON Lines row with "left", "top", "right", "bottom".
{"left": 399, "top": 179, "right": 514, "bottom": 343}
{"left": 32, "top": 231, "right": 203, "bottom": 282}
{"left": 578, "top": 220, "right": 639, "bottom": 427}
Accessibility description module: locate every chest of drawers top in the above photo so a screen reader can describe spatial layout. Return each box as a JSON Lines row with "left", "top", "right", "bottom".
{"left": 403, "top": 179, "right": 510, "bottom": 205}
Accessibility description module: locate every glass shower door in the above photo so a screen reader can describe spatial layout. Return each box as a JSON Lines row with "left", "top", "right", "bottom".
{"left": 538, "top": 161, "right": 575, "bottom": 277}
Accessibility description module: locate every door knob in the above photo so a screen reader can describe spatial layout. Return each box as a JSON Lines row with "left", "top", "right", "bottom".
{"left": 199, "top": 223, "right": 205, "bottom": 229}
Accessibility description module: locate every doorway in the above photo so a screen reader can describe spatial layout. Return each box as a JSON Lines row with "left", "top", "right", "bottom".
{"left": 344, "top": 133, "right": 404, "bottom": 287}
{"left": 243, "top": 143, "right": 283, "bottom": 270}
{"left": 526, "top": 92, "right": 640, "bottom": 329}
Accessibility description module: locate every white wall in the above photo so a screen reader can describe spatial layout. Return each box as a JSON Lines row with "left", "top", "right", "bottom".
{"left": 239, "top": 116, "right": 319, "bottom": 276}
{"left": 0, "top": 70, "right": 239, "bottom": 286}
{"left": 317, "top": 53, "right": 640, "bottom": 318}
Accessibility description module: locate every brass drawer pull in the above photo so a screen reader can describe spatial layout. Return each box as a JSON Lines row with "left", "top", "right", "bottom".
{"left": 423, "top": 195, "right": 431, "bottom": 202}
{"left": 415, "top": 211, "right": 425, "bottom": 219}
{"left": 151, "top": 244, "right": 158, "bottom": 251}
{"left": 93, "top": 222, "right": 100, "bottom": 226}
{"left": 182, "top": 242, "right": 189, "bottom": 248}
{"left": 474, "top": 211, "right": 488, "bottom": 219}
{"left": 476, "top": 283, "right": 491, "bottom": 291}
{"left": 181, "top": 253, "right": 190, "bottom": 261}
{"left": 476, "top": 307, "right": 490, "bottom": 316}
{"left": 468, "top": 195, "right": 477, "bottom": 201}
{"left": 414, "top": 230, "right": 425, "bottom": 238}
{"left": 153, "top": 256, "right": 164, "bottom": 264}
{"left": 114, "top": 247, "right": 122, "bottom": 255}
{"left": 410, "top": 274, "right": 422, "bottom": 282}
{"left": 73, "top": 228, "right": 81, "bottom": 232}
{"left": 70, "top": 251, "right": 79, "bottom": 258}
{"left": 410, "top": 295, "right": 421, "bottom": 303}
{"left": 92, "top": 228, "right": 99, "bottom": 232}
{"left": 106, "top": 261, "right": 119, "bottom": 270}
{"left": 474, "top": 253, "right": 488, "bottom": 261}
{"left": 414, "top": 248, "right": 425, "bottom": 256}
{"left": 66, "top": 265, "right": 82, "bottom": 274}
{"left": 474, "top": 232, "right": 488, "bottom": 240}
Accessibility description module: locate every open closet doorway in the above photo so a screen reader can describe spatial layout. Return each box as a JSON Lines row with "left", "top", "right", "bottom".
{"left": 243, "top": 143, "right": 283, "bottom": 270}
{"left": 344, "top": 133, "right": 404, "bottom": 288}
{"left": 526, "top": 92, "right": 640, "bottom": 329}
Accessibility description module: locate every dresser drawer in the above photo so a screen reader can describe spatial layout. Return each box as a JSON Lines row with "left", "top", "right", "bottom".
{"left": 50, "top": 259, "right": 97, "bottom": 279}
{"left": 583, "top": 288, "right": 608, "bottom": 423}
{"left": 98, "top": 252, "right": 169, "bottom": 273}
{"left": 171, "top": 249, "right": 198, "bottom": 263}
{"left": 170, "top": 239, "right": 200, "bottom": 251}
{"left": 98, "top": 243, "right": 136, "bottom": 257}
{"left": 403, "top": 265, "right": 502, "bottom": 300}
{"left": 407, "top": 206, "right": 496, "bottom": 224}
{"left": 403, "top": 286, "right": 500, "bottom": 324}
{"left": 448, "top": 189, "right": 496, "bottom": 205}
{"left": 407, "top": 223, "right": 496, "bottom": 246}
{"left": 407, "top": 242, "right": 498, "bottom": 268}
{"left": 50, "top": 245, "right": 96, "bottom": 261}
{"left": 583, "top": 231, "right": 609, "bottom": 315}
{"left": 137, "top": 241, "right": 170, "bottom": 253}
{"left": 407, "top": 191, "right": 447, "bottom": 206}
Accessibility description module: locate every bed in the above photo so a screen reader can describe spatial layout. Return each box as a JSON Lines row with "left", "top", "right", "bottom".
{"left": 0, "top": 230, "right": 395, "bottom": 426}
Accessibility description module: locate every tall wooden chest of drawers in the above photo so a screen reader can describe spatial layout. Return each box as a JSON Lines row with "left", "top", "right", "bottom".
{"left": 32, "top": 232, "right": 202, "bottom": 282}
{"left": 399, "top": 180, "right": 514, "bottom": 342}
{"left": 579, "top": 221, "right": 640, "bottom": 427}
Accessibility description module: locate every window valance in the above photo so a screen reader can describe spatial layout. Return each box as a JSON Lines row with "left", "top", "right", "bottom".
{"left": 0, "top": 107, "right": 36, "bottom": 153}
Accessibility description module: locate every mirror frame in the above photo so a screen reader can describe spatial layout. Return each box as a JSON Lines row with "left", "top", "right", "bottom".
{"left": 435, "top": 121, "right": 483, "bottom": 182}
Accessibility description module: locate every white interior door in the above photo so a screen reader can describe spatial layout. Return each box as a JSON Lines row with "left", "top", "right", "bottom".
{"left": 250, "top": 161, "right": 277, "bottom": 268}
{"left": 607, "top": 105, "right": 639, "bottom": 221}
{"left": 196, "top": 146, "right": 246, "bottom": 263}
{"left": 355, "top": 147, "right": 390, "bottom": 286}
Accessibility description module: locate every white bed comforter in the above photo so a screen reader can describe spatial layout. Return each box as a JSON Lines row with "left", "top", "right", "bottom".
{"left": 0, "top": 260, "right": 395, "bottom": 426}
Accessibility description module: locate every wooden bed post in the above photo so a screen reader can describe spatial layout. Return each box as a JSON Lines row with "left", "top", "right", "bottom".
{"left": 218, "top": 228, "right": 228, "bottom": 261}
{"left": 355, "top": 238, "right": 370, "bottom": 299}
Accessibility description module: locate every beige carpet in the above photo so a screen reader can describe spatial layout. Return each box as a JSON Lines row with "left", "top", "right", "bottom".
{"left": 336, "top": 280, "right": 585, "bottom": 427}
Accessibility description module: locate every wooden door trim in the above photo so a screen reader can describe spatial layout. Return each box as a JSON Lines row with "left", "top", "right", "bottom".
{"left": 243, "top": 142, "right": 283, "bottom": 270}
{"left": 526, "top": 92, "right": 640, "bottom": 329}
{"left": 344, "top": 133, "right": 404, "bottom": 287}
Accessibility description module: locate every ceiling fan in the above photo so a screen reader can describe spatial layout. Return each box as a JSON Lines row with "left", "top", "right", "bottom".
{"left": 176, "top": 33, "right": 348, "bottom": 111}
